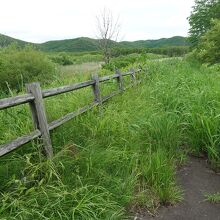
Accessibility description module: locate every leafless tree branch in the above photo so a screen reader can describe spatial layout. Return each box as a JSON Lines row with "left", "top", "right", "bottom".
{"left": 96, "top": 8, "right": 121, "bottom": 64}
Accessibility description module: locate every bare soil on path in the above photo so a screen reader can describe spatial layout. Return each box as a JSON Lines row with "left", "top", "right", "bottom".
{"left": 134, "top": 156, "right": 220, "bottom": 220}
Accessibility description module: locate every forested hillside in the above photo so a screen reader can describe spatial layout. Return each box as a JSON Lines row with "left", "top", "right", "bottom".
{"left": 0, "top": 34, "right": 189, "bottom": 52}
{"left": 0, "top": 34, "right": 31, "bottom": 48}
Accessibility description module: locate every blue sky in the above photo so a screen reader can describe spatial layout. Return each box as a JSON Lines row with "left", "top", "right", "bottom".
{"left": 0, "top": 0, "right": 195, "bottom": 43}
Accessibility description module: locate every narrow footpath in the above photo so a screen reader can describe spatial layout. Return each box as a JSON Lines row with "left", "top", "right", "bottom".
{"left": 135, "top": 157, "right": 220, "bottom": 220}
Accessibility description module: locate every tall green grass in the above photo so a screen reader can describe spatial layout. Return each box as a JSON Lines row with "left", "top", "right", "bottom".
{"left": 1, "top": 58, "right": 220, "bottom": 219}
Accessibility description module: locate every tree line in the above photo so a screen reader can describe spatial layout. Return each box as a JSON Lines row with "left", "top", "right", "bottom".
{"left": 188, "top": 0, "right": 220, "bottom": 64}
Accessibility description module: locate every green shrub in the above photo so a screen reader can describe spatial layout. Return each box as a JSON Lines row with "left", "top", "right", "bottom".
{"left": 195, "top": 19, "right": 220, "bottom": 65}
{"left": 111, "top": 46, "right": 189, "bottom": 58}
{"left": 49, "top": 53, "right": 74, "bottom": 65}
{"left": 48, "top": 52, "right": 103, "bottom": 66}
{"left": 102, "top": 54, "right": 139, "bottom": 71}
{"left": 0, "top": 46, "right": 57, "bottom": 92}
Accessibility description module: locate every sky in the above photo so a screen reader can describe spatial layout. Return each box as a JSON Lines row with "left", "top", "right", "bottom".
{"left": 0, "top": 0, "right": 195, "bottom": 43}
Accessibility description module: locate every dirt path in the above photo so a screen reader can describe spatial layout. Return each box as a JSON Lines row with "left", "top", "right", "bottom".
{"left": 135, "top": 157, "right": 220, "bottom": 220}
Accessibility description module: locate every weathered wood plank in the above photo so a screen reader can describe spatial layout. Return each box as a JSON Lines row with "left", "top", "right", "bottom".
{"left": 99, "top": 73, "right": 119, "bottom": 83}
{"left": 121, "top": 71, "right": 132, "bottom": 77}
{"left": 92, "top": 74, "right": 102, "bottom": 104}
{"left": 26, "top": 83, "right": 53, "bottom": 158}
{"left": 49, "top": 102, "right": 99, "bottom": 131}
{"left": 116, "top": 69, "right": 124, "bottom": 91}
{"left": 42, "top": 80, "right": 95, "bottom": 98}
{"left": 99, "top": 75, "right": 111, "bottom": 82}
{"left": 0, "top": 130, "right": 41, "bottom": 157}
{"left": 130, "top": 68, "right": 136, "bottom": 84}
{"left": 135, "top": 68, "right": 142, "bottom": 82}
{"left": 0, "top": 94, "right": 34, "bottom": 110}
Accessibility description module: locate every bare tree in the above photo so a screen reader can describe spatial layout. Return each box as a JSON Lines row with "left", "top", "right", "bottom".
{"left": 96, "top": 8, "right": 121, "bottom": 64}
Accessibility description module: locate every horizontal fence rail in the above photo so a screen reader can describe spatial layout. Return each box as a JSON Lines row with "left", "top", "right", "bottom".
{"left": 0, "top": 94, "right": 35, "bottom": 110}
{"left": 42, "top": 80, "right": 95, "bottom": 98}
{"left": 0, "top": 67, "right": 143, "bottom": 158}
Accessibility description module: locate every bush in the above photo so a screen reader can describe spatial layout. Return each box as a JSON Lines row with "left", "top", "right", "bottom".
{"left": 102, "top": 54, "right": 139, "bottom": 71}
{"left": 48, "top": 52, "right": 103, "bottom": 66}
{"left": 195, "top": 19, "right": 220, "bottom": 65}
{"left": 102, "top": 53, "right": 168, "bottom": 71}
{"left": 111, "top": 46, "right": 189, "bottom": 58}
{"left": 49, "top": 53, "right": 74, "bottom": 65}
{"left": 0, "top": 46, "right": 57, "bottom": 92}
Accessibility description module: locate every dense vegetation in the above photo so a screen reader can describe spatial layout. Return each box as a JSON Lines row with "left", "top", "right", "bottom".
{"left": 0, "top": 34, "right": 31, "bottom": 48}
{"left": 47, "top": 51, "right": 103, "bottom": 66}
{"left": 0, "top": 46, "right": 57, "bottom": 92}
{"left": 0, "top": 34, "right": 189, "bottom": 53}
{"left": 40, "top": 37, "right": 100, "bottom": 52}
{"left": 192, "top": 19, "right": 220, "bottom": 64}
{"left": 0, "top": 2, "right": 220, "bottom": 217}
{"left": 119, "top": 36, "right": 189, "bottom": 49}
{"left": 111, "top": 46, "right": 189, "bottom": 58}
{"left": 188, "top": 0, "right": 220, "bottom": 46}
{"left": 188, "top": 0, "right": 220, "bottom": 64}
{"left": 1, "top": 54, "right": 220, "bottom": 218}
{"left": 102, "top": 53, "right": 166, "bottom": 71}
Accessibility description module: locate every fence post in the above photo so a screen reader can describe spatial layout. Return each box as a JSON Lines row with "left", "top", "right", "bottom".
{"left": 92, "top": 74, "right": 102, "bottom": 104}
{"left": 26, "top": 82, "right": 53, "bottom": 158}
{"left": 116, "top": 69, "right": 124, "bottom": 92}
{"left": 138, "top": 65, "right": 143, "bottom": 84}
{"left": 130, "top": 68, "right": 136, "bottom": 85}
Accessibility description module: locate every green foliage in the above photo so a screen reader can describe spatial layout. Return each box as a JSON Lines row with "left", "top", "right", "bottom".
{"left": 102, "top": 53, "right": 140, "bottom": 71}
{"left": 0, "top": 35, "right": 101, "bottom": 53}
{"left": 49, "top": 53, "right": 74, "bottom": 65}
{"left": 153, "top": 46, "right": 189, "bottom": 57}
{"left": 188, "top": 0, "right": 220, "bottom": 46}
{"left": 194, "top": 19, "right": 220, "bottom": 64}
{"left": 111, "top": 46, "right": 189, "bottom": 58}
{"left": 2, "top": 57, "right": 220, "bottom": 218}
{"left": 102, "top": 53, "right": 168, "bottom": 71}
{"left": 147, "top": 59, "right": 220, "bottom": 169}
{"left": 0, "top": 34, "right": 189, "bottom": 53}
{"left": 119, "top": 36, "right": 189, "bottom": 49}
{"left": 204, "top": 192, "right": 220, "bottom": 203}
{"left": 40, "top": 37, "right": 100, "bottom": 52}
{"left": 0, "top": 46, "right": 57, "bottom": 92}
{"left": 0, "top": 58, "right": 185, "bottom": 219}
{"left": 0, "top": 34, "right": 30, "bottom": 48}
{"left": 0, "top": 155, "right": 123, "bottom": 219}
{"left": 39, "top": 36, "right": 190, "bottom": 53}
{"left": 48, "top": 52, "right": 103, "bottom": 66}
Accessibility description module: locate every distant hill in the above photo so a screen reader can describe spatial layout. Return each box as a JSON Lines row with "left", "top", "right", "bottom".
{"left": 0, "top": 34, "right": 32, "bottom": 48}
{"left": 119, "top": 36, "right": 189, "bottom": 49}
{"left": 0, "top": 34, "right": 189, "bottom": 52}
{"left": 40, "top": 36, "right": 189, "bottom": 52}
{"left": 39, "top": 37, "right": 100, "bottom": 52}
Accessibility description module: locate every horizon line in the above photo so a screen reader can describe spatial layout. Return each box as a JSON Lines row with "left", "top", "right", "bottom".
{"left": 0, "top": 33, "right": 188, "bottom": 44}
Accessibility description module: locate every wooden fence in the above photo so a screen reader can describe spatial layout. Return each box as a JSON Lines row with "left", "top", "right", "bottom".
{"left": 0, "top": 68, "right": 143, "bottom": 158}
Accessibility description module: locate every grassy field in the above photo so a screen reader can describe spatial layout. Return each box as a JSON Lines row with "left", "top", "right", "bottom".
{"left": 59, "top": 62, "right": 103, "bottom": 79}
{"left": 1, "top": 57, "right": 220, "bottom": 219}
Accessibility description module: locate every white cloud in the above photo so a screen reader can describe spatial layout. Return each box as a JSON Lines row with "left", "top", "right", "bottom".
{"left": 0, "top": 0, "right": 195, "bottom": 43}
